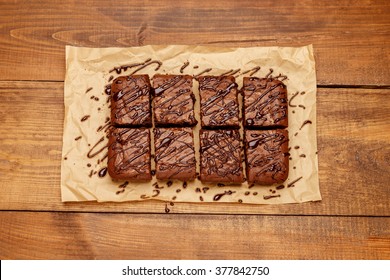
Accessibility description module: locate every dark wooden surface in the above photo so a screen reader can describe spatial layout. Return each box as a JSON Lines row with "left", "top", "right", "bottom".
{"left": 0, "top": 0, "right": 389, "bottom": 259}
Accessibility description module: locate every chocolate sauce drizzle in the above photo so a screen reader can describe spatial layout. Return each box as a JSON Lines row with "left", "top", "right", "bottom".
{"left": 153, "top": 75, "right": 196, "bottom": 125}
{"left": 116, "top": 181, "right": 129, "bottom": 195}
{"left": 287, "top": 176, "right": 303, "bottom": 188}
{"left": 244, "top": 77, "right": 288, "bottom": 127}
{"left": 263, "top": 194, "right": 281, "bottom": 200}
{"left": 200, "top": 130, "right": 243, "bottom": 181}
{"left": 220, "top": 69, "right": 240, "bottom": 76}
{"left": 111, "top": 76, "right": 151, "bottom": 125}
{"left": 194, "top": 68, "right": 212, "bottom": 78}
{"left": 246, "top": 130, "right": 288, "bottom": 182}
{"left": 213, "top": 190, "right": 236, "bottom": 201}
{"left": 300, "top": 120, "right": 312, "bottom": 130}
{"left": 109, "top": 58, "right": 162, "bottom": 75}
{"left": 154, "top": 128, "right": 196, "bottom": 180}
{"left": 108, "top": 128, "right": 150, "bottom": 177}
{"left": 98, "top": 167, "right": 108, "bottom": 177}
{"left": 199, "top": 76, "right": 239, "bottom": 127}
{"left": 165, "top": 203, "right": 171, "bottom": 213}
{"left": 81, "top": 115, "right": 90, "bottom": 122}
{"left": 242, "top": 66, "right": 261, "bottom": 77}
{"left": 87, "top": 137, "right": 107, "bottom": 158}
{"left": 265, "top": 68, "right": 273, "bottom": 78}
{"left": 180, "top": 61, "right": 190, "bottom": 73}
{"left": 288, "top": 91, "right": 302, "bottom": 108}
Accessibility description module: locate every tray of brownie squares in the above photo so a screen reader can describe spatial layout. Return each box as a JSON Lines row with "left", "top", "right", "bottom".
{"left": 107, "top": 73, "right": 289, "bottom": 186}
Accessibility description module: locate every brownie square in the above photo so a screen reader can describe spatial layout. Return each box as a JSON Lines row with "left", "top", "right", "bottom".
{"left": 153, "top": 74, "right": 197, "bottom": 127}
{"left": 199, "top": 129, "right": 244, "bottom": 183}
{"left": 108, "top": 127, "right": 151, "bottom": 181}
{"left": 110, "top": 75, "right": 152, "bottom": 127}
{"left": 154, "top": 127, "right": 196, "bottom": 181}
{"left": 242, "top": 77, "right": 288, "bottom": 128}
{"left": 198, "top": 76, "right": 239, "bottom": 128}
{"left": 245, "top": 129, "right": 289, "bottom": 185}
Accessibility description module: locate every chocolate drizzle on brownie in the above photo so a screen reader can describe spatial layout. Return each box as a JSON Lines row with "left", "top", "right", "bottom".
{"left": 111, "top": 75, "right": 152, "bottom": 127}
{"left": 200, "top": 129, "right": 244, "bottom": 183}
{"left": 198, "top": 76, "right": 239, "bottom": 128}
{"left": 153, "top": 75, "right": 196, "bottom": 126}
{"left": 107, "top": 128, "right": 151, "bottom": 180}
{"left": 245, "top": 129, "right": 289, "bottom": 185}
{"left": 243, "top": 77, "right": 288, "bottom": 128}
{"left": 154, "top": 128, "right": 196, "bottom": 181}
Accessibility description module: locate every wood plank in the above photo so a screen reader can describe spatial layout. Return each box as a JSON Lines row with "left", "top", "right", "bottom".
{"left": 0, "top": 212, "right": 389, "bottom": 259}
{"left": 0, "top": 0, "right": 389, "bottom": 85}
{"left": 0, "top": 81, "right": 389, "bottom": 215}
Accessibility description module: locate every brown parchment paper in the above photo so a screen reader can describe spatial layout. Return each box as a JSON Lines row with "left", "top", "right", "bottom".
{"left": 61, "top": 45, "right": 321, "bottom": 204}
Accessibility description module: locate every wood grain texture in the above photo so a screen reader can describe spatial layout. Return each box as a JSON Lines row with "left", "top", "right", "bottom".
{"left": 0, "top": 212, "right": 389, "bottom": 259}
{"left": 0, "top": 0, "right": 389, "bottom": 85}
{"left": 0, "top": 81, "right": 389, "bottom": 215}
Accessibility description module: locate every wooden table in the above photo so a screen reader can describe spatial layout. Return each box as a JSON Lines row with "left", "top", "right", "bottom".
{"left": 1, "top": 0, "right": 389, "bottom": 260}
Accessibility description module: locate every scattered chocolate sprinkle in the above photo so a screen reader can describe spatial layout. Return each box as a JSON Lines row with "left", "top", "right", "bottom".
{"left": 85, "top": 87, "right": 93, "bottom": 93}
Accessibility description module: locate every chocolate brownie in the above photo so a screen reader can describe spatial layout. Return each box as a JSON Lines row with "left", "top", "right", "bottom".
{"left": 242, "top": 77, "right": 288, "bottom": 128}
{"left": 110, "top": 75, "right": 152, "bottom": 127}
{"left": 199, "top": 129, "right": 244, "bottom": 183}
{"left": 108, "top": 127, "right": 152, "bottom": 180}
{"left": 154, "top": 127, "right": 196, "bottom": 181}
{"left": 245, "top": 129, "right": 289, "bottom": 185}
{"left": 153, "top": 74, "right": 197, "bottom": 127}
{"left": 198, "top": 76, "right": 239, "bottom": 128}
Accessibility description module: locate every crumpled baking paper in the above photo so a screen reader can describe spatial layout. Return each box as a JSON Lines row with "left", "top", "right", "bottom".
{"left": 61, "top": 44, "right": 321, "bottom": 204}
